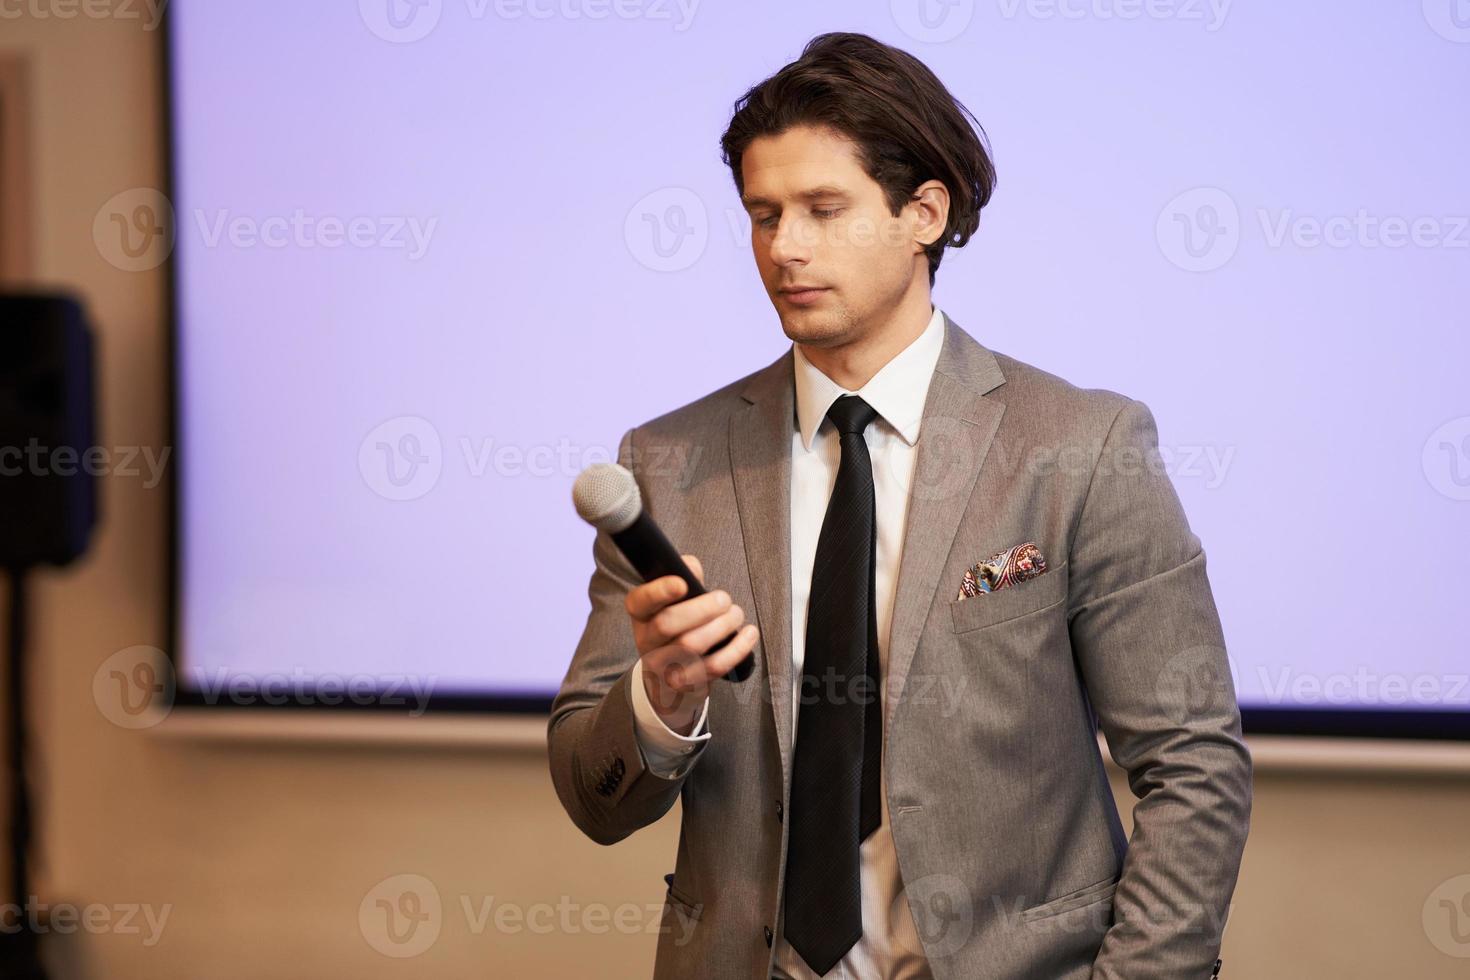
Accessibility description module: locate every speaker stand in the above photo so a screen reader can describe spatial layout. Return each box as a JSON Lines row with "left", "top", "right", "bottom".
{"left": 3, "top": 569, "right": 47, "bottom": 979}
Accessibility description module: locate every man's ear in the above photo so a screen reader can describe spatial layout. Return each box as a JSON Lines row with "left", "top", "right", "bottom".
{"left": 908, "top": 179, "right": 950, "bottom": 250}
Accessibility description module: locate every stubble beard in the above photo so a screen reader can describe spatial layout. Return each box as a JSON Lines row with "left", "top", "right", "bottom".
{"left": 778, "top": 304, "right": 860, "bottom": 350}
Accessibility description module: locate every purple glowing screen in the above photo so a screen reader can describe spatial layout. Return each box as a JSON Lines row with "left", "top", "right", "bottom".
{"left": 169, "top": 2, "right": 1470, "bottom": 712}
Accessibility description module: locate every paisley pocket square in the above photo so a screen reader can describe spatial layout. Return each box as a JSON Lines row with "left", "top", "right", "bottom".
{"left": 956, "top": 542, "right": 1049, "bottom": 600}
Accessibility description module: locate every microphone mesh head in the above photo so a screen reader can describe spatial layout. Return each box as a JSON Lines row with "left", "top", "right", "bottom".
{"left": 572, "top": 463, "right": 642, "bottom": 533}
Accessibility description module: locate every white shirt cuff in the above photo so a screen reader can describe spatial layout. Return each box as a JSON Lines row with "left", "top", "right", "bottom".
{"left": 630, "top": 657, "right": 711, "bottom": 777}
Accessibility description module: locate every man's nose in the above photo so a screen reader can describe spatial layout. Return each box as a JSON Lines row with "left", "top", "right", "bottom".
{"left": 769, "top": 216, "right": 812, "bottom": 265}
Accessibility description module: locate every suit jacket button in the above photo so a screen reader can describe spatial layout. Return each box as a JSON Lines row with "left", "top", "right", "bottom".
{"left": 763, "top": 926, "right": 772, "bottom": 947}
{"left": 775, "top": 801, "right": 783, "bottom": 823}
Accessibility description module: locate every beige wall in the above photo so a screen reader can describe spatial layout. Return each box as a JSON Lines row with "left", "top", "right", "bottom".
{"left": 3, "top": 14, "right": 1468, "bottom": 980}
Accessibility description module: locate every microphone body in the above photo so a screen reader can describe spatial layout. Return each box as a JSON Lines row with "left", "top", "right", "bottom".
{"left": 609, "top": 510, "right": 753, "bottom": 682}
{"left": 573, "top": 462, "right": 753, "bottom": 683}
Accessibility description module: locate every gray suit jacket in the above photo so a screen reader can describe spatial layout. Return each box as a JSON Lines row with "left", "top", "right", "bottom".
{"left": 548, "top": 313, "right": 1251, "bottom": 980}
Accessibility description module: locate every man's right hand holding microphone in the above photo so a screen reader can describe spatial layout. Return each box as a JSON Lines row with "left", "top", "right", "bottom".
{"left": 626, "top": 554, "right": 759, "bottom": 736}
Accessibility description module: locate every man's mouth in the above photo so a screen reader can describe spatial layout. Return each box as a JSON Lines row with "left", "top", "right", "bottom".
{"left": 777, "top": 285, "right": 829, "bottom": 305}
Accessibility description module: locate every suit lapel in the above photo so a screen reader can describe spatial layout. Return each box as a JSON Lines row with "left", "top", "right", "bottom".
{"left": 884, "top": 313, "right": 1007, "bottom": 733}
{"left": 729, "top": 350, "right": 797, "bottom": 785}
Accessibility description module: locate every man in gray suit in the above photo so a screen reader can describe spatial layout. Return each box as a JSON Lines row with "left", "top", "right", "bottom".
{"left": 549, "top": 32, "right": 1250, "bottom": 980}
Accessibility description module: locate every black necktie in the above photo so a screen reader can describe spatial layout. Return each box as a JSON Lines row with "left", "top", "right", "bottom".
{"left": 783, "top": 394, "right": 884, "bottom": 977}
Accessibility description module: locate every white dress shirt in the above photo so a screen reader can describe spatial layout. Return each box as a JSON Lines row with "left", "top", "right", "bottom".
{"left": 631, "top": 305, "right": 947, "bottom": 979}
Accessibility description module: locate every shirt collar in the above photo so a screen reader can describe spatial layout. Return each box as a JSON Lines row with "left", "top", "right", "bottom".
{"left": 792, "top": 304, "right": 946, "bottom": 453}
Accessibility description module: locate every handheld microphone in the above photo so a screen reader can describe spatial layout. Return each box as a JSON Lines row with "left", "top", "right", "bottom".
{"left": 572, "top": 463, "right": 753, "bottom": 683}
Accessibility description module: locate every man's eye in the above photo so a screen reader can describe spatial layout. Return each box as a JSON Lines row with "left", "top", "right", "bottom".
{"left": 813, "top": 208, "right": 843, "bottom": 219}
{"left": 756, "top": 215, "right": 779, "bottom": 229}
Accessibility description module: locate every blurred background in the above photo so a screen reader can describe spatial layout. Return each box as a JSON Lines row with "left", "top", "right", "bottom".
{"left": 1, "top": 2, "right": 1468, "bottom": 977}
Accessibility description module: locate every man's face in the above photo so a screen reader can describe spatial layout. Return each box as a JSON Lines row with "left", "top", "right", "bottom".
{"left": 740, "top": 124, "right": 923, "bottom": 348}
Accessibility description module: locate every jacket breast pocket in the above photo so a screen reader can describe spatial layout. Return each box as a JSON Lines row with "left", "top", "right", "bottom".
{"left": 948, "top": 561, "right": 1068, "bottom": 633}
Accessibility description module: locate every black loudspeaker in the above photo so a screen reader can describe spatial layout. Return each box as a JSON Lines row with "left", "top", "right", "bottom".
{"left": 0, "top": 293, "right": 98, "bottom": 569}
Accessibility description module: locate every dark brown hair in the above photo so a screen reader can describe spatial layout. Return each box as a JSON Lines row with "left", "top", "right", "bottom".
{"left": 719, "top": 32, "right": 996, "bottom": 286}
